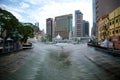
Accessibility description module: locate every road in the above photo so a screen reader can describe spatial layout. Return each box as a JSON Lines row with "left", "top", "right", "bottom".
{"left": 0, "top": 41, "right": 120, "bottom": 80}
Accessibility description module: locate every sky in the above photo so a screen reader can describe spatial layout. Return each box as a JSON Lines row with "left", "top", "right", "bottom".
{"left": 0, "top": 0, "right": 93, "bottom": 33}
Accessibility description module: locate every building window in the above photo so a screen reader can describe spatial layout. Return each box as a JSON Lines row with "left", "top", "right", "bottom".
{"left": 112, "top": 20, "right": 114, "bottom": 25}
{"left": 96, "top": 6, "right": 98, "bottom": 9}
{"left": 104, "top": 25, "right": 107, "bottom": 30}
{"left": 110, "top": 22, "right": 112, "bottom": 26}
{"left": 116, "top": 18, "right": 118, "bottom": 23}
{"left": 116, "top": 30, "right": 118, "bottom": 33}
{"left": 112, "top": 31, "right": 114, "bottom": 34}
{"left": 96, "top": 1, "right": 98, "bottom": 4}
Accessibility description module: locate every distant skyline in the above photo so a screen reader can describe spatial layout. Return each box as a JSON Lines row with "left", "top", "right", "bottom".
{"left": 0, "top": 0, "right": 92, "bottom": 33}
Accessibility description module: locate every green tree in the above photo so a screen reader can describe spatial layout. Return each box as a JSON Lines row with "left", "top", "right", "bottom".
{"left": 0, "top": 8, "right": 35, "bottom": 43}
{"left": 47, "top": 35, "right": 52, "bottom": 42}
{"left": 41, "top": 36, "right": 47, "bottom": 42}
{"left": 18, "top": 23, "right": 34, "bottom": 43}
{"left": 0, "top": 8, "right": 19, "bottom": 39}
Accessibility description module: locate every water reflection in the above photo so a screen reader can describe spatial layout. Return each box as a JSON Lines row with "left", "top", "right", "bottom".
{"left": 48, "top": 47, "right": 71, "bottom": 67}
{"left": 37, "top": 47, "right": 73, "bottom": 80}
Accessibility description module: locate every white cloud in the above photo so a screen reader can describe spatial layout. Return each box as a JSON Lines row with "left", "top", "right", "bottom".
{"left": 0, "top": 4, "right": 25, "bottom": 13}
{"left": 0, "top": 0, "right": 93, "bottom": 33}
{"left": 20, "top": 2, "right": 30, "bottom": 9}
{"left": 11, "top": 11, "right": 26, "bottom": 21}
{"left": 0, "top": 4, "right": 26, "bottom": 22}
{"left": 24, "top": 0, "right": 45, "bottom": 5}
{"left": 9, "top": 0, "right": 17, "bottom": 2}
{"left": 26, "top": 0, "right": 92, "bottom": 31}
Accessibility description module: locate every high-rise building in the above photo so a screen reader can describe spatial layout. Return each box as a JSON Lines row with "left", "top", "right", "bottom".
{"left": 75, "top": 10, "right": 83, "bottom": 37}
{"left": 72, "top": 26, "right": 76, "bottom": 37}
{"left": 91, "top": 0, "right": 97, "bottom": 36}
{"left": 54, "top": 14, "right": 72, "bottom": 39}
{"left": 97, "top": 7, "right": 120, "bottom": 49}
{"left": 95, "top": 0, "right": 120, "bottom": 21}
{"left": 46, "top": 18, "right": 53, "bottom": 41}
{"left": 83, "top": 20, "right": 89, "bottom": 37}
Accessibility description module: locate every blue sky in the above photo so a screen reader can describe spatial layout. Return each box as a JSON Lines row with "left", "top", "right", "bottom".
{"left": 0, "top": 0, "right": 92, "bottom": 32}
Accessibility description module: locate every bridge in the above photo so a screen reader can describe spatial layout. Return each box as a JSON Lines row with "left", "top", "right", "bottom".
{"left": 72, "top": 37, "right": 91, "bottom": 40}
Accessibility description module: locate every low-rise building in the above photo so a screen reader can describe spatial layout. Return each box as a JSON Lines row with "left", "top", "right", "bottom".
{"left": 98, "top": 7, "right": 120, "bottom": 49}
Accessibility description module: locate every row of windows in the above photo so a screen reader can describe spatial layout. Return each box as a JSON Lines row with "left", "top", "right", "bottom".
{"left": 100, "top": 25, "right": 108, "bottom": 31}
{"left": 109, "top": 29, "right": 120, "bottom": 35}
{"left": 109, "top": 17, "right": 120, "bottom": 26}
{"left": 99, "top": 16, "right": 120, "bottom": 31}
{"left": 100, "top": 29, "right": 120, "bottom": 37}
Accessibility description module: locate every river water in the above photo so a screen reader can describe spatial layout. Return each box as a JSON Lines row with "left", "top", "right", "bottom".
{"left": 0, "top": 42, "right": 119, "bottom": 80}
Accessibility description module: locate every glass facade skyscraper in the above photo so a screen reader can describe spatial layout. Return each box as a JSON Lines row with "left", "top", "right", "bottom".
{"left": 91, "top": 0, "right": 97, "bottom": 36}
{"left": 75, "top": 10, "right": 83, "bottom": 37}
{"left": 83, "top": 20, "right": 89, "bottom": 37}
{"left": 46, "top": 18, "right": 53, "bottom": 41}
{"left": 54, "top": 14, "right": 72, "bottom": 39}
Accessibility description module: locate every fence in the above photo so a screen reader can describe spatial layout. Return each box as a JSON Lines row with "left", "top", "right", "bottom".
{"left": 0, "top": 40, "right": 22, "bottom": 54}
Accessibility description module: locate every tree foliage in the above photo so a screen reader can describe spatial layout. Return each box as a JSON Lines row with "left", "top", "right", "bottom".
{"left": 0, "top": 8, "right": 35, "bottom": 43}
{"left": 0, "top": 8, "right": 19, "bottom": 38}
{"left": 18, "top": 23, "right": 34, "bottom": 43}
